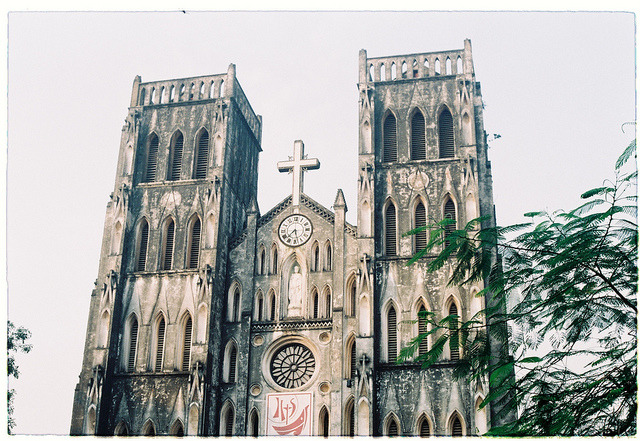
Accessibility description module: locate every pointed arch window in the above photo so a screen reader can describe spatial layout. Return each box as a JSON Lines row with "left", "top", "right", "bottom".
{"left": 418, "top": 304, "right": 428, "bottom": 356}
{"left": 229, "top": 285, "right": 241, "bottom": 322}
{"left": 182, "top": 315, "right": 193, "bottom": 371}
{"left": 414, "top": 201, "right": 427, "bottom": 252}
{"left": 346, "top": 276, "right": 356, "bottom": 316}
{"left": 114, "top": 421, "right": 129, "bottom": 436}
{"left": 258, "top": 247, "right": 266, "bottom": 275}
{"left": 452, "top": 414, "right": 463, "bottom": 436}
{"left": 311, "top": 287, "right": 319, "bottom": 319}
{"left": 385, "top": 203, "right": 397, "bottom": 256}
{"left": 222, "top": 404, "right": 234, "bottom": 436}
{"left": 194, "top": 130, "right": 210, "bottom": 179}
{"left": 311, "top": 242, "right": 320, "bottom": 272}
{"left": 171, "top": 420, "right": 185, "bottom": 436}
{"left": 269, "top": 291, "right": 276, "bottom": 321}
{"left": 168, "top": 131, "right": 184, "bottom": 181}
{"left": 418, "top": 416, "right": 431, "bottom": 437}
{"left": 344, "top": 398, "right": 355, "bottom": 436}
{"left": 324, "top": 242, "right": 332, "bottom": 271}
{"left": 323, "top": 286, "right": 331, "bottom": 318}
{"left": 387, "top": 305, "right": 397, "bottom": 362}
{"left": 270, "top": 245, "right": 278, "bottom": 274}
{"left": 154, "top": 316, "right": 166, "bottom": 372}
{"left": 388, "top": 418, "right": 399, "bottom": 436}
{"left": 411, "top": 111, "right": 426, "bottom": 160}
{"left": 144, "top": 134, "right": 159, "bottom": 183}
{"left": 249, "top": 409, "right": 259, "bottom": 437}
{"left": 127, "top": 316, "right": 138, "bottom": 372}
{"left": 188, "top": 217, "right": 201, "bottom": 269}
{"left": 256, "top": 292, "right": 264, "bottom": 321}
{"left": 319, "top": 406, "right": 329, "bottom": 437}
{"left": 162, "top": 219, "right": 175, "bottom": 270}
{"left": 438, "top": 108, "right": 455, "bottom": 158}
{"left": 142, "top": 420, "right": 156, "bottom": 436}
{"left": 383, "top": 113, "right": 398, "bottom": 162}
{"left": 346, "top": 337, "right": 356, "bottom": 379}
{"left": 136, "top": 219, "right": 149, "bottom": 271}
{"left": 444, "top": 199, "right": 457, "bottom": 248}
{"left": 449, "top": 302, "right": 460, "bottom": 360}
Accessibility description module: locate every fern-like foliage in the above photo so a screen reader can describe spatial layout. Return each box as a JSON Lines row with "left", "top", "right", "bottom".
{"left": 400, "top": 140, "right": 637, "bottom": 436}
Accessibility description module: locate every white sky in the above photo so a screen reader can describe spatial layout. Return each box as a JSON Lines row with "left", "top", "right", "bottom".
{"left": 5, "top": 10, "right": 636, "bottom": 435}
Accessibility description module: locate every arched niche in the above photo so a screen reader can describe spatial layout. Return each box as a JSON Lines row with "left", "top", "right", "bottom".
{"left": 360, "top": 201, "right": 371, "bottom": 237}
{"left": 361, "top": 120, "right": 372, "bottom": 153}
{"left": 462, "top": 112, "right": 473, "bottom": 145}
{"left": 188, "top": 404, "right": 199, "bottom": 435}
{"left": 214, "top": 134, "right": 224, "bottom": 166}
{"left": 124, "top": 144, "right": 133, "bottom": 175}
{"left": 280, "top": 252, "right": 307, "bottom": 319}
{"left": 359, "top": 296, "right": 370, "bottom": 336}
{"left": 466, "top": 193, "right": 478, "bottom": 225}
{"left": 357, "top": 399, "right": 370, "bottom": 435}
{"left": 111, "top": 221, "right": 123, "bottom": 255}
{"left": 205, "top": 212, "right": 216, "bottom": 248}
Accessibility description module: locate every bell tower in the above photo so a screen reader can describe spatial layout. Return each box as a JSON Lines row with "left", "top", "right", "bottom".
{"left": 357, "top": 40, "right": 498, "bottom": 435}
{"left": 70, "top": 64, "right": 262, "bottom": 435}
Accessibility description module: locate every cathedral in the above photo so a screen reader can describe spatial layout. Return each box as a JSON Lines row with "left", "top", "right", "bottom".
{"left": 71, "top": 40, "right": 505, "bottom": 436}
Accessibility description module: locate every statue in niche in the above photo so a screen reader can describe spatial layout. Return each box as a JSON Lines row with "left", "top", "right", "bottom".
{"left": 287, "top": 265, "right": 303, "bottom": 317}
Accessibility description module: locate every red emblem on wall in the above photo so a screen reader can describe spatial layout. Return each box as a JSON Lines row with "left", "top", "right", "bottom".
{"left": 266, "top": 392, "right": 313, "bottom": 436}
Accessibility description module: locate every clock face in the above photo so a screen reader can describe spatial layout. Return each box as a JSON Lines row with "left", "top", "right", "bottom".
{"left": 278, "top": 215, "right": 313, "bottom": 247}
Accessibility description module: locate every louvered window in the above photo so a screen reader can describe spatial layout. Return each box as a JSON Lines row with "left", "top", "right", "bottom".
{"left": 168, "top": 132, "right": 183, "bottom": 181}
{"left": 415, "top": 202, "right": 427, "bottom": 252}
{"left": 444, "top": 199, "right": 456, "bottom": 248}
{"left": 270, "top": 294, "right": 276, "bottom": 321}
{"left": 347, "top": 279, "right": 356, "bottom": 316}
{"left": 418, "top": 305, "right": 429, "bottom": 356}
{"left": 349, "top": 340, "right": 356, "bottom": 379}
{"left": 420, "top": 419, "right": 430, "bottom": 437}
{"left": 144, "top": 134, "right": 159, "bottom": 182}
{"left": 127, "top": 318, "right": 138, "bottom": 372}
{"left": 163, "top": 220, "right": 175, "bottom": 270}
{"left": 438, "top": 108, "right": 455, "bottom": 158}
{"left": 449, "top": 303, "right": 460, "bottom": 361}
{"left": 313, "top": 244, "right": 320, "bottom": 272}
{"left": 155, "top": 317, "right": 166, "bottom": 372}
{"left": 271, "top": 248, "right": 278, "bottom": 274}
{"left": 313, "top": 291, "right": 319, "bottom": 319}
{"left": 452, "top": 416, "right": 463, "bottom": 436}
{"left": 383, "top": 114, "right": 398, "bottom": 162}
{"left": 325, "top": 293, "right": 331, "bottom": 318}
{"left": 225, "top": 407, "right": 234, "bottom": 436}
{"left": 388, "top": 306, "right": 397, "bottom": 362}
{"left": 411, "top": 112, "right": 426, "bottom": 160}
{"left": 188, "top": 219, "right": 201, "bottom": 269}
{"left": 137, "top": 221, "right": 149, "bottom": 271}
{"left": 233, "top": 288, "right": 240, "bottom": 322}
{"left": 388, "top": 419, "right": 398, "bottom": 436}
{"left": 182, "top": 316, "right": 192, "bottom": 371}
{"left": 257, "top": 296, "right": 264, "bottom": 321}
{"left": 385, "top": 204, "right": 397, "bottom": 256}
{"left": 194, "top": 130, "right": 210, "bottom": 179}
{"left": 345, "top": 400, "right": 354, "bottom": 437}
{"left": 229, "top": 345, "right": 237, "bottom": 383}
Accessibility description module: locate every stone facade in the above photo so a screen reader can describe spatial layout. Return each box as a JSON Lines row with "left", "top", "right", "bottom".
{"left": 71, "top": 40, "right": 504, "bottom": 436}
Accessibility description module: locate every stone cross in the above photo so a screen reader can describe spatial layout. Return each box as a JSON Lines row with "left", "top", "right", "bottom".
{"left": 277, "top": 140, "right": 320, "bottom": 206}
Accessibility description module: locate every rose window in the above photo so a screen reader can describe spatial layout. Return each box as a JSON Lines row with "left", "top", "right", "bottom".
{"left": 269, "top": 343, "right": 316, "bottom": 389}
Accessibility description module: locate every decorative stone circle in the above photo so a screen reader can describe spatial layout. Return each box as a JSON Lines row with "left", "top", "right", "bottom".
{"left": 269, "top": 343, "right": 316, "bottom": 389}
{"left": 252, "top": 335, "right": 264, "bottom": 346}
{"left": 250, "top": 384, "right": 262, "bottom": 396}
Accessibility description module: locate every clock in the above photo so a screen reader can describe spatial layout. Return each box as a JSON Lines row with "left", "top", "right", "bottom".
{"left": 278, "top": 214, "right": 313, "bottom": 247}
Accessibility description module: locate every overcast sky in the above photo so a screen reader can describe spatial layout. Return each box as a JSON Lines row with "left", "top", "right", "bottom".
{"left": 6, "top": 11, "right": 635, "bottom": 434}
